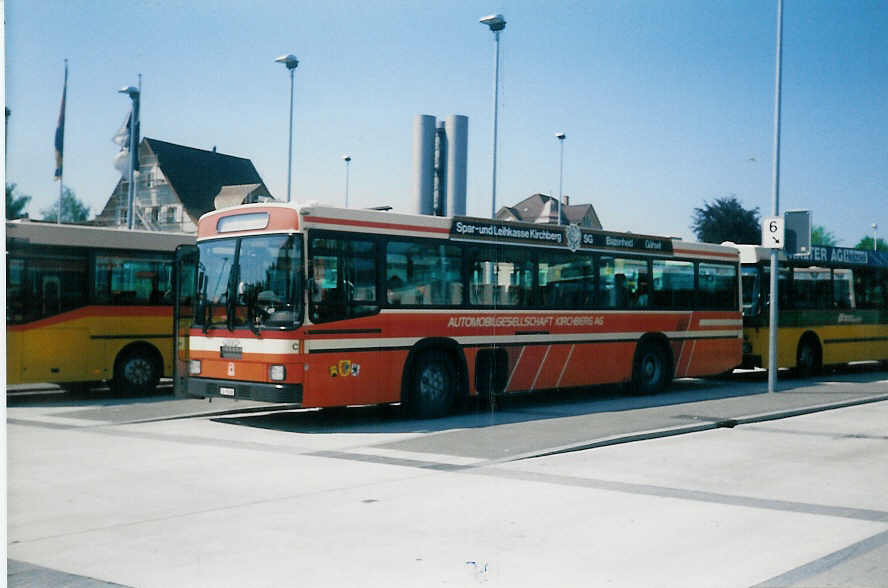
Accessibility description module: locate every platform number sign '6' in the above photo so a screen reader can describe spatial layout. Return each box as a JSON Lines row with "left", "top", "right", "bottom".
{"left": 762, "top": 216, "right": 785, "bottom": 249}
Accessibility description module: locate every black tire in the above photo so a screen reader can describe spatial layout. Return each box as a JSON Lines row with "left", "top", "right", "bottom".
{"left": 408, "top": 351, "right": 456, "bottom": 419}
{"left": 796, "top": 338, "right": 822, "bottom": 378}
{"left": 113, "top": 349, "right": 160, "bottom": 396}
{"left": 631, "top": 341, "right": 670, "bottom": 395}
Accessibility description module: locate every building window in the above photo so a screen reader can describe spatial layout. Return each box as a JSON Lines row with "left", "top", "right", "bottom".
{"left": 166, "top": 206, "right": 178, "bottom": 224}
{"left": 149, "top": 206, "right": 160, "bottom": 224}
{"left": 118, "top": 208, "right": 128, "bottom": 225}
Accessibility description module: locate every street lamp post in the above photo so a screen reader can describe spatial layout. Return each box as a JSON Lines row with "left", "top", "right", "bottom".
{"left": 480, "top": 13, "right": 506, "bottom": 220}
{"left": 767, "top": 0, "right": 784, "bottom": 394}
{"left": 275, "top": 53, "right": 299, "bottom": 203}
{"left": 874, "top": 223, "right": 879, "bottom": 251}
{"left": 343, "top": 155, "right": 352, "bottom": 207}
{"left": 556, "top": 132, "right": 566, "bottom": 225}
{"left": 118, "top": 84, "right": 140, "bottom": 230}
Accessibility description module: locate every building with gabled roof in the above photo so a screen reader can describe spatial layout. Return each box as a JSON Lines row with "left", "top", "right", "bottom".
{"left": 95, "top": 138, "right": 274, "bottom": 232}
{"left": 497, "top": 193, "right": 602, "bottom": 229}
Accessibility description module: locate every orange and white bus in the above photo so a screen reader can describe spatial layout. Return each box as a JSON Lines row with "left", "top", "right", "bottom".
{"left": 178, "top": 204, "right": 742, "bottom": 417}
{"left": 6, "top": 220, "right": 194, "bottom": 394}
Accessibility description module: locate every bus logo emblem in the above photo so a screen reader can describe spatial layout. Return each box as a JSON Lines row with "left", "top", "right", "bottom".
{"left": 566, "top": 224, "right": 581, "bottom": 252}
{"left": 227, "top": 362, "right": 235, "bottom": 376}
{"left": 338, "top": 360, "right": 351, "bottom": 377}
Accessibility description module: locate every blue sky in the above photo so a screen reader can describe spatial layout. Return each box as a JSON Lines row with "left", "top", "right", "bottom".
{"left": 5, "top": 1, "right": 887, "bottom": 244}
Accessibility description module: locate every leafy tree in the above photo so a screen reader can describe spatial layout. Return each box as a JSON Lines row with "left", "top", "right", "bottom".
{"left": 6, "top": 183, "right": 31, "bottom": 219}
{"left": 40, "top": 185, "right": 91, "bottom": 223}
{"left": 691, "top": 196, "right": 760, "bottom": 244}
{"left": 811, "top": 225, "right": 838, "bottom": 247}
{"left": 854, "top": 236, "right": 887, "bottom": 252}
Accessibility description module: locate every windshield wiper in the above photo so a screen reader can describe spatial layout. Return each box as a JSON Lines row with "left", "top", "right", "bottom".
{"left": 202, "top": 300, "right": 213, "bottom": 334}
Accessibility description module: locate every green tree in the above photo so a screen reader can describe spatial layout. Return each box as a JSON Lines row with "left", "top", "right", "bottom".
{"left": 40, "top": 186, "right": 91, "bottom": 223}
{"left": 690, "top": 196, "right": 760, "bottom": 244}
{"left": 811, "top": 225, "right": 838, "bottom": 246}
{"left": 854, "top": 236, "right": 887, "bottom": 252}
{"left": 6, "top": 183, "right": 31, "bottom": 219}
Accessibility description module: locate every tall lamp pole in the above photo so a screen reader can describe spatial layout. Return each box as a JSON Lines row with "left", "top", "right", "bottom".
{"left": 480, "top": 13, "right": 506, "bottom": 219}
{"left": 874, "top": 223, "right": 879, "bottom": 251}
{"left": 767, "top": 0, "right": 784, "bottom": 394}
{"left": 118, "top": 84, "right": 140, "bottom": 230}
{"left": 275, "top": 53, "right": 299, "bottom": 202}
{"left": 556, "top": 132, "right": 566, "bottom": 224}
{"left": 343, "top": 155, "right": 352, "bottom": 207}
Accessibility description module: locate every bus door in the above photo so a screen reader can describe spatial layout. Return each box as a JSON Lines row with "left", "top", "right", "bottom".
{"left": 306, "top": 234, "right": 384, "bottom": 406}
{"left": 173, "top": 244, "right": 198, "bottom": 397}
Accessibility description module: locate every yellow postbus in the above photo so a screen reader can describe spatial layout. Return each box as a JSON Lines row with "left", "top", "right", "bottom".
{"left": 6, "top": 220, "right": 194, "bottom": 393}
{"left": 736, "top": 244, "right": 888, "bottom": 374}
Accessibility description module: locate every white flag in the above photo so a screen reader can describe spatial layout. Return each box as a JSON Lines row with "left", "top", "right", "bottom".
{"left": 112, "top": 113, "right": 131, "bottom": 147}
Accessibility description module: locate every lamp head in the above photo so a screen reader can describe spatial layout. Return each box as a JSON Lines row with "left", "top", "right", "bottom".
{"left": 480, "top": 14, "right": 506, "bottom": 31}
{"left": 342, "top": 155, "right": 352, "bottom": 162}
{"left": 556, "top": 132, "right": 566, "bottom": 140}
{"left": 118, "top": 85, "right": 139, "bottom": 98}
{"left": 275, "top": 53, "right": 300, "bottom": 70}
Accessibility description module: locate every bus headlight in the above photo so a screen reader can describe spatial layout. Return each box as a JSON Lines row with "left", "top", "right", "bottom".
{"left": 189, "top": 360, "right": 202, "bottom": 375}
{"left": 269, "top": 365, "right": 286, "bottom": 381}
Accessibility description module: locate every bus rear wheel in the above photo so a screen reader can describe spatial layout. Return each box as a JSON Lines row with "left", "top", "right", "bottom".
{"left": 631, "top": 341, "right": 670, "bottom": 395}
{"left": 113, "top": 349, "right": 159, "bottom": 396}
{"left": 408, "top": 351, "right": 455, "bottom": 419}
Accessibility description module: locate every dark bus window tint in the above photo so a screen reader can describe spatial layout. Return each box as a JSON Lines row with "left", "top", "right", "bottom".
{"left": 762, "top": 265, "right": 792, "bottom": 309}
{"left": 791, "top": 267, "right": 831, "bottom": 309}
{"left": 538, "top": 252, "right": 594, "bottom": 307}
{"left": 741, "top": 266, "right": 761, "bottom": 317}
{"left": 652, "top": 260, "right": 694, "bottom": 308}
{"left": 854, "top": 268, "right": 888, "bottom": 310}
{"left": 832, "top": 269, "right": 854, "bottom": 309}
{"left": 599, "top": 257, "right": 649, "bottom": 309}
{"left": 20, "top": 255, "right": 88, "bottom": 320}
{"left": 95, "top": 256, "right": 173, "bottom": 304}
{"left": 386, "top": 241, "right": 463, "bottom": 306}
{"left": 309, "top": 236, "right": 378, "bottom": 323}
{"left": 699, "top": 262, "right": 738, "bottom": 310}
{"left": 7, "top": 258, "right": 26, "bottom": 323}
{"left": 468, "top": 247, "right": 534, "bottom": 307}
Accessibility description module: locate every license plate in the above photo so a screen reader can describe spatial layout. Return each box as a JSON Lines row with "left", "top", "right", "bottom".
{"left": 219, "top": 386, "right": 235, "bottom": 397}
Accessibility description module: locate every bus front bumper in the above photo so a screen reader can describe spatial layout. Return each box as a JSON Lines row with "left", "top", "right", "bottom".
{"left": 186, "top": 377, "right": 303, "bottom": 404}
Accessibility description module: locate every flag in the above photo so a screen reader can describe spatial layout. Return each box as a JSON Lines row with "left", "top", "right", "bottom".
{"left": 54, "top": 62, "right": 68, "bottom": 180}
{"left": 112, "top": 96, "right": 140, "bottom": 173}
{"left": 112, "top": 112, "right": 130, "bottom": 147}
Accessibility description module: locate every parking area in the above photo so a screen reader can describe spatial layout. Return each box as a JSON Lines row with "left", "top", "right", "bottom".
{"left": 7, "top": 367, "right": 888, "bottom": 587}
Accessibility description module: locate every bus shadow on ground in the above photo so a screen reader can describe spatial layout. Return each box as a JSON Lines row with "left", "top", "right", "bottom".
{"left": 211, "top": 363, "right": 887, "bottom": 435}
{"left": 210, "top": 378, "right": 766, "bottom": 435}
{"left": 5, "top": 382, "right": 175, "bottom": 407}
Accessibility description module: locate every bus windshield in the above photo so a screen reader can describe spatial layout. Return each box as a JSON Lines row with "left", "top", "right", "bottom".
{"left": 194, "top": 234, "right": 303, "bottom": 332}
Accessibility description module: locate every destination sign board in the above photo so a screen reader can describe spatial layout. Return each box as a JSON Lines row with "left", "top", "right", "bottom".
{"left": 790, "top": 245, "right": 888, "bottom": 268}
{"left": 449, "top": 218, "right": 673, "bottom": 254}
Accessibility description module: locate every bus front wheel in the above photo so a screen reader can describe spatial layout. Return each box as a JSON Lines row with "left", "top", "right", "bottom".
{"left": 631, "top": 341, "right": 670, "bottom": 395}
{"left": 113, "top": 349, "right": 159, "bottom": 396}
{"left": 408, "top": 351, "right": 455, "bottom": 419}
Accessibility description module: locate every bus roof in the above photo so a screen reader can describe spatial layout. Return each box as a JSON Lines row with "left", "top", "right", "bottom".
{"left": 6, "top": 219, "right": 195, "bottom": 252}
{"left": 200, "top": 202, "right": 738, "bottom": 260}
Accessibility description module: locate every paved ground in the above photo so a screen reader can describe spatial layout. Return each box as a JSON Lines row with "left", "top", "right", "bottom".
{"left": 7, "top": 368, "right": 888, "bottom": 587}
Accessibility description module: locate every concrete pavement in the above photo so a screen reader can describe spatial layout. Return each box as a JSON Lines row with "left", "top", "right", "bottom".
{"left": 7, "top": 370, "right": 888, "bottom": 587}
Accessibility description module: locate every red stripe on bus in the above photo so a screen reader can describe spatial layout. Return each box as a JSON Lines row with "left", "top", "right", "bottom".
{"left": 673, "top": 248, "right": 738, "bottom": 259}
{"left": 306, "top": 216, "right": 451, "bottom": 234}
